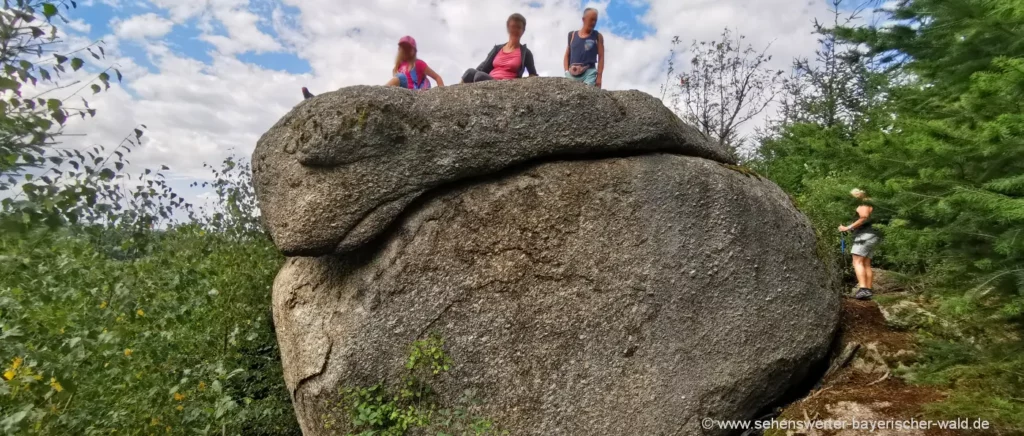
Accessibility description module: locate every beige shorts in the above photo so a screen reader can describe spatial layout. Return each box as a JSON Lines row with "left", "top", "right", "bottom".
{"left": 851, "top": 233, "right": 881, "bottom": 258}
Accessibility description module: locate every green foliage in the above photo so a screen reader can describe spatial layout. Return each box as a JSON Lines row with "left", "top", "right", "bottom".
{"left": 324, "top": 333, "right": 505, "bottom": 436}
{"left": 0, "top": 158, "right": 299, "bottom": 435}
{"left": 752, "top": 0, "right": 1024, "bottom": 430}
{"left": 0, "top": 4, "right": 297, "bottom": 433}
{"left": 0, "top": 0, "right": 133, "bottom": 231}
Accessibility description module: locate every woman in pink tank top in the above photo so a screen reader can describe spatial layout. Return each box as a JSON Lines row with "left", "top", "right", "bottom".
{"left": 461, "top": 13, "right": 538, "bottom": 83}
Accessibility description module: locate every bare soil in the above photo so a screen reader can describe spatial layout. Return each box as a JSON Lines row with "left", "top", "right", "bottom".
{"left": 769, "top": 298, "right": 964, "bottom": 436}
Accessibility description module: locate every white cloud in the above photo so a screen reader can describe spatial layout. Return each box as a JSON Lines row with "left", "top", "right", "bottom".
{"left": 148, "top": 0, "right": 282, "bottom": 54}
{"left": 112, "top": 13, "right": 175, "bottom": 40}
{"left": 57, "top": 0, "right": 842, "bottom": 207}
{"left": 67, "top": 19, "right": 92, "bottom": 34}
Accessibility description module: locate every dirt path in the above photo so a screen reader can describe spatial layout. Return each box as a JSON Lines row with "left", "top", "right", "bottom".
{"left": 769, "top": 298, "right": 960, "bottom": 436}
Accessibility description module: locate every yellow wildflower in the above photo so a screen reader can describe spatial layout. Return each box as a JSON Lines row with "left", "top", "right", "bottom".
{"left": 2, "top": 370, "right": 14, "bottom": 381}
{"left": 49, "top": 377, "right": 63, "bottom": 392}
{"left": 150, "top": 417, "right": 160, "bottom": 426}
{"left": 124, "top": 348, "right": 132, "bottom": 357}
{"left": 198, "top": 381, "right": 206, "bottom": 391}
{"left": 166, "top": 426, "right": 172, "bottom": 433}
{"left": 136, "top": 309, "right": 145, "bottom": 317}
{"left": 99, "top": 301, "right": 108, "bottom": 309}
{"left": 59, "top": 327, "right": 65, "bottom": 334}
{"left": 32, "top": 374, "right": 42, "bottom": 381}
{"left": 116, "top": 315, "right": 124, "bottom": 322}
{"left": 176, "top": 405, "right": 183, "bottom": 411}
{"left": 11, "top": 357, "right": 22, "bottom": 370}
{"left": 173, "top": 392, "right": 185, "bottom": 401}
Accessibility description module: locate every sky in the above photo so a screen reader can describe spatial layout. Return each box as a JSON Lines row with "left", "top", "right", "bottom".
{"left": 45, "top": 0, "right": 869, "bottom": 208}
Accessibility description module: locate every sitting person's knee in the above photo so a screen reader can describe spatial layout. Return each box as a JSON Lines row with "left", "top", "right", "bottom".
{"left": 462, "top": 68, "right": 479, "bottom": 83}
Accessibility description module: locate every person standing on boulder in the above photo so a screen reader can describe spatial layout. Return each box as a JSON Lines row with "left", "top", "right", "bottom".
{"left": 839, "top": 188, "right": 881, "bottom": 300}
{"left": 563, "top": 8, "right": 604, "bottom": 88}
{"left": 461, "top": 13, "right": 538, "bottom": 83}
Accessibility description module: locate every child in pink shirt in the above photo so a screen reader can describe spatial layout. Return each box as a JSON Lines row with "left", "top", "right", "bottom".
{"left": 300, "top": 35, "right": 443, "bottom": 100}
{"left": 386, "top": 36, "right": 445, "bottom": 90}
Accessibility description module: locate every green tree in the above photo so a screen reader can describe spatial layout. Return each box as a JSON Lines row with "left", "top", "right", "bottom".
{"left": 0, "top": 3, "right": 301, "bottom": 434}
{"left": 754, "top": 0, "right": 1024, "bottom": 428}
{"left": 0, "top": 0, "right": 157, "bottom": 233}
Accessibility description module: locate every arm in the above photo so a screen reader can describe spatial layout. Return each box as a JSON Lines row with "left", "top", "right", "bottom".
{"left": 525, "top": 48, "right": 538, "bottom": 77}
{"left": 564, "top": 31, "right": 571, "bottom": 72}
{"left": 425, "top": 66, "right": 444, "bottom": 87}
{"left": 839, "top": 206, "right": 871, "bottom": 232}
{"left": 596, "top": 32, "right": 605, "bottom": 88}
{"left": 477, "top": 46, "right": 498, "bottom": 73}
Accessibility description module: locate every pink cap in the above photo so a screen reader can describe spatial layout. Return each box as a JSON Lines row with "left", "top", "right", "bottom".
{"left": 398, "top": 35, "right": 417, "bottom": 50}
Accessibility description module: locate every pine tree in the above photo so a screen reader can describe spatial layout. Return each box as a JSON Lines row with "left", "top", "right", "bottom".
{"left": 755, "top": 0, "right": 1024, "bottom": 425}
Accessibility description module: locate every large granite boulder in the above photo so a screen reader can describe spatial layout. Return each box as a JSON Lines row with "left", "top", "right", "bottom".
{"left": 252, "top": 78, "right": 730, "bottom": 255}
{"left": 254, "top": 78, "right": 839, "bottom": 435}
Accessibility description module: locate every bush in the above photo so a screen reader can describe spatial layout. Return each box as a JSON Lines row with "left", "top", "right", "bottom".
{"left": 323, "top": 333, "right": 506, "bottom": 436}
{"left": 0, "top": 158, "right": 300, "bottom": 435}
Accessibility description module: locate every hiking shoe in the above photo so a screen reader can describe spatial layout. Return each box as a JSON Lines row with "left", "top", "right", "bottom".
{"left": 301, "top": 87, "right": 314, "bottom": 100}
{"left": 854, "top": 287, "right": 873, "bottom": 300}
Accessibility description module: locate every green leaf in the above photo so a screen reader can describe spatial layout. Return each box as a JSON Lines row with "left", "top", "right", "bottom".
{"left": 54, "top": 54, "right": 68, "bottom": 65}
{"left": 91, "top": 84, "right": 101, "bottom": 94}
{"left": 46, "top": 99, "right": 62, "bottom": 111}
{"left": 52, "top": 110, "right": 66, "bottom": 125}
{"left": 70, "top": 58, "right": 84, "bottom": 71}
{"left": 0, "top": 77, "right": 21, "bottom": 91}
{"left": 42, "top": 3, "right": 58, "bottom": 19}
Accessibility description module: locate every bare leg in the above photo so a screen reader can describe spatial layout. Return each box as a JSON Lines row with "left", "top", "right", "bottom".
{"left": 864, "top": 257, "right": 873, "bottom": 289}
{"left": 385, "top": 77, "right": 400, "bottom": 87}
{"left": 851, "top": 255, "right": 866, "bottom": 289}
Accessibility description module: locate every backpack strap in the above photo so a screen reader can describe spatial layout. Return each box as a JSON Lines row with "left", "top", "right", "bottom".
{"left": 415, "top": 60, "right": 429, "bottom": 88}
{"left": 567, "top": 31, "right": 574, "bottom": 46}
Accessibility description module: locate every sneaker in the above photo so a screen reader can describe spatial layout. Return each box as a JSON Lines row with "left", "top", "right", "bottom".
{"left": 301, "top": 87, "right": 314, "bottom": 100}
{"left": 854, "top": 288, "right": 873, "bottom": 300}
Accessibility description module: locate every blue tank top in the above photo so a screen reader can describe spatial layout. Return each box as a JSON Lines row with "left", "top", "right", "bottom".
{"left": 568, "top": 30, "right": 599, "bottom": 68}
